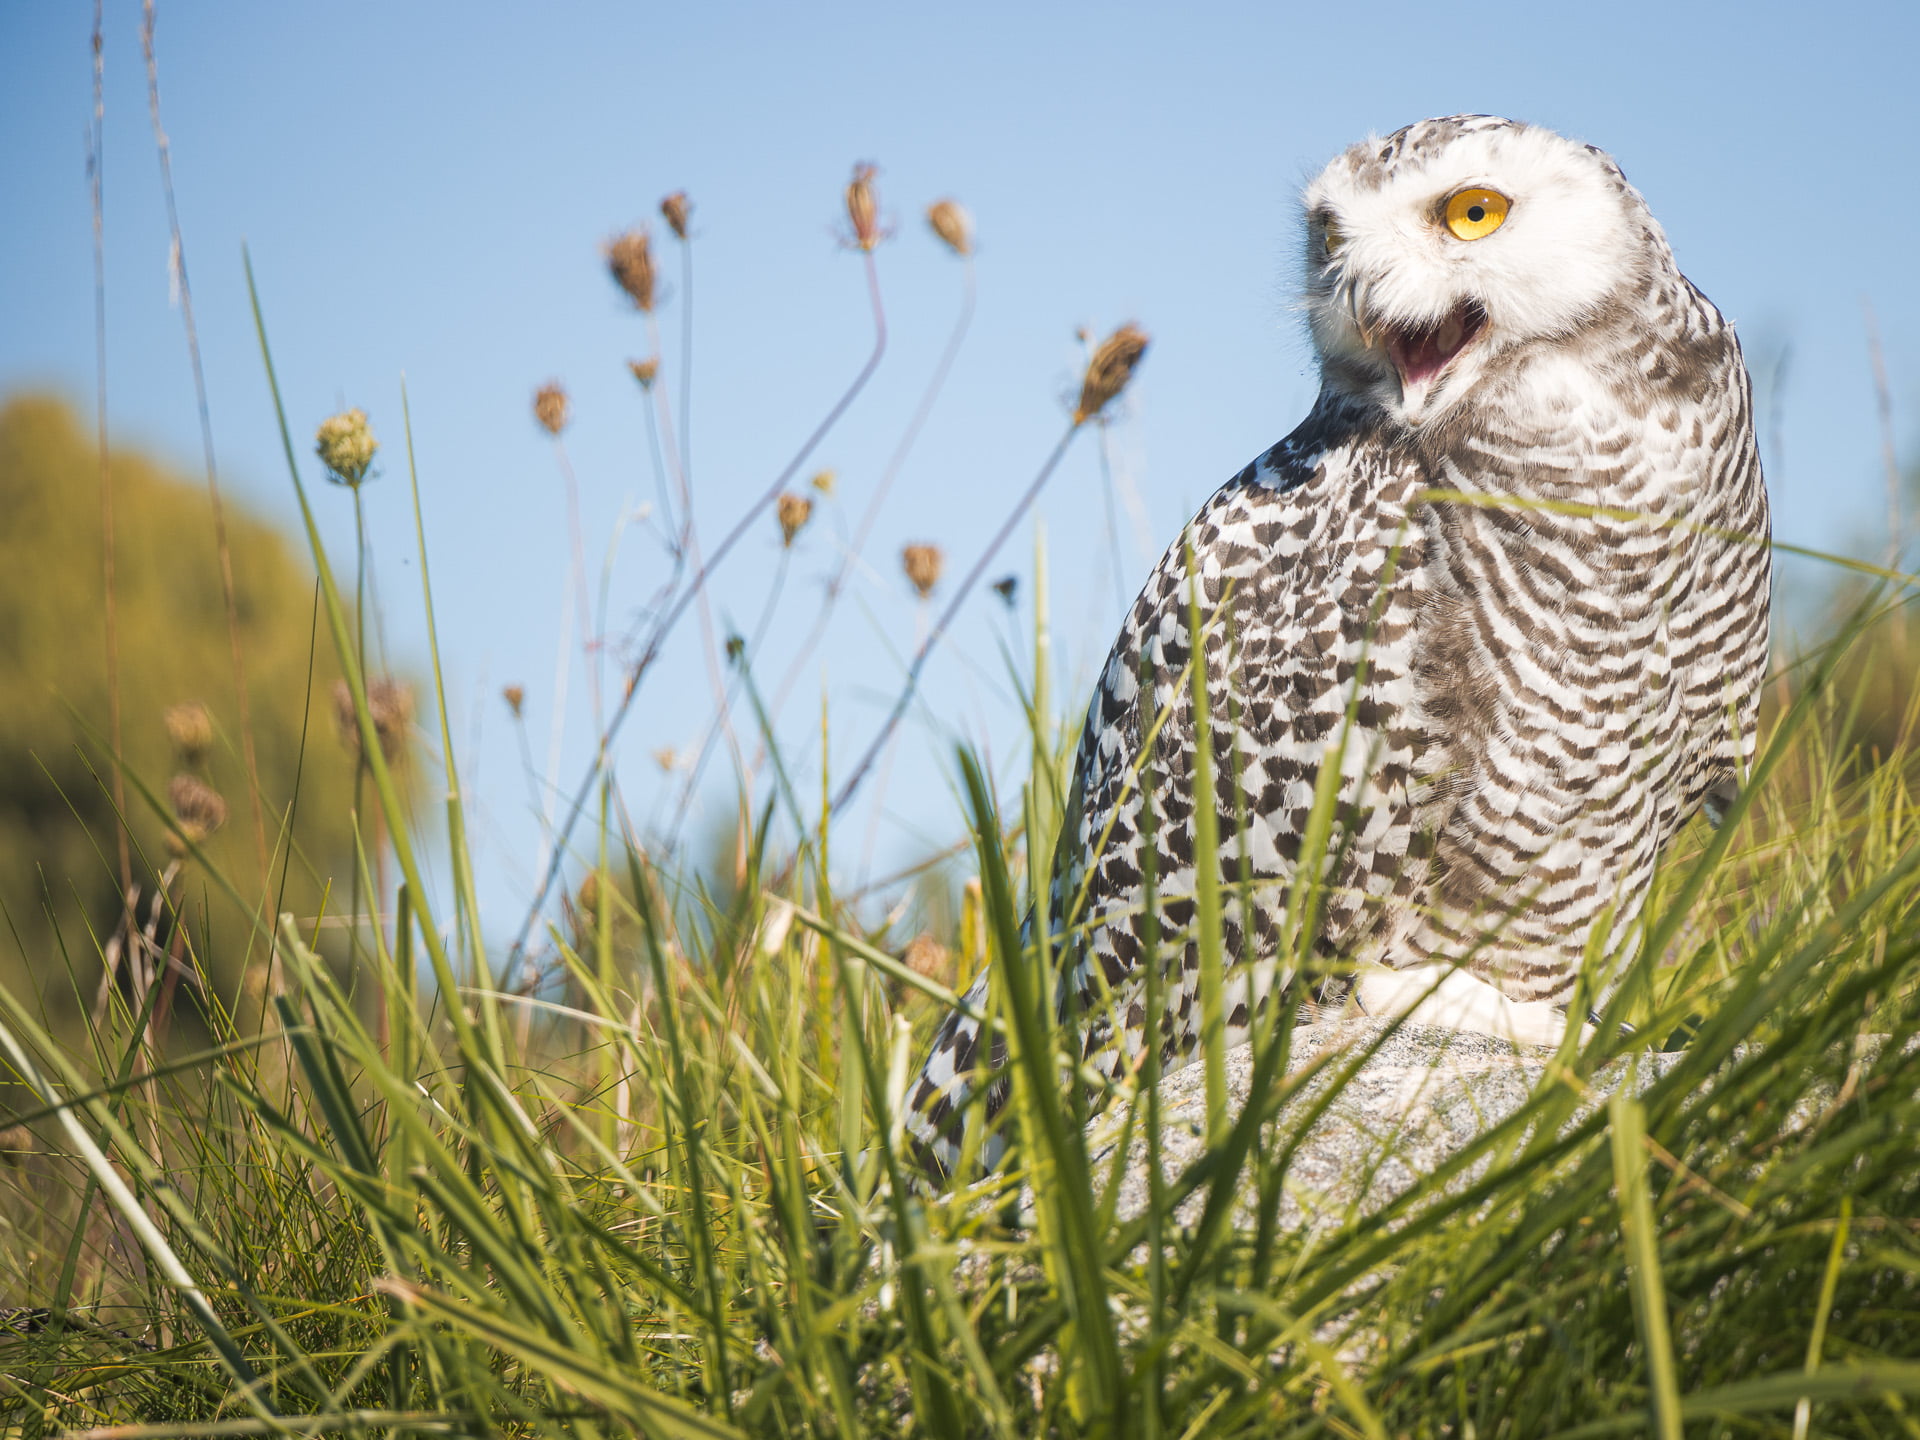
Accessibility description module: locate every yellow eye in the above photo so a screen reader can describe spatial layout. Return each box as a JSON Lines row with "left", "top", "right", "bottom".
{"left": 1444, "top": 188, "right": 1509, "bottom": 241}
{"left": 1321, "top": 216, "right": 1345, "bottom": 257}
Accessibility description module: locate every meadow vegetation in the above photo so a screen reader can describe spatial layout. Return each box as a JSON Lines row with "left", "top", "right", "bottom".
{"left": 2, "top": 150, "right": 1920, "bottom": 1440}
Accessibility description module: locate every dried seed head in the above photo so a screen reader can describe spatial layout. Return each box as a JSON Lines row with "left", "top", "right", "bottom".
{"left": 660, "top": 191, "right": 691, "bottom": 240}
{"left": 332, "top": 677, "right": 415, "bottom": 763}
{"left": 331, "top": 679, "right": 354, "bottom": 745}
{"left": 845, "top": 163, "right": 882, "bottom": 251}
{"left": 902, "top": 543, "right": 943, "bottom": 599}
{"left": 904, "top": 933, "right": 951, "bottom": 982}
{"left": 367, "top": 678, "right": 415, "bottom": 762}
{"left": 502, "top": 684, "right": 525, "bottom": 718}
{"left": 315, "top": 408, "right": 377, "bottom": 488}
{"left": 809, "top": 468, "right": 836, "bottom": 496}
{"left": 653, "top": 746, "right": 679, "bottom": 772}
{"left": 925, "top": 199, "right": 973, "bottom": 257}
{"left": 628, "top": 357, "right": 660, "bottom": 389}
{"left": 776, "top": 492, "right": 813, "bottom": 546}
{"left": 168, "top": 773, "right": 228, "bottom": 847}
{"left": 991, "top": 575, "right": 1018, "bottom": 608}
{"left": 1073, "top": 323, "right": 1150, "bottom": 425}
{"left": 533, "top": 382, "right": 570, "bottom": 436}
{"left": 576, "top": 870, "right": 603, "bottom": 921}
{"left": 606, "top": 228, "right": 657, "bottom": 311}
{"left": 0, "top": 1125, "right": 31, "bottom": 1166}
{"left": 164, "top": 701, "right": 213, "bottom": 765}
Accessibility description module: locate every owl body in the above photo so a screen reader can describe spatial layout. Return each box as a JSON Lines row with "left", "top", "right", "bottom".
{"left": 907, "top": 117, "right": 1771, "bottom": 1175}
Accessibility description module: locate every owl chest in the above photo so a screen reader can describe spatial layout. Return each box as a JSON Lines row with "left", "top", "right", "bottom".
{"left": 1405, "top": 498, "right": 1698, "bottom": 821}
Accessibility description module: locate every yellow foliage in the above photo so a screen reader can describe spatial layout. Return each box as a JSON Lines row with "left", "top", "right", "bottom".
{"left": 0, "top": 394, "right": 362, "bottom": 1024}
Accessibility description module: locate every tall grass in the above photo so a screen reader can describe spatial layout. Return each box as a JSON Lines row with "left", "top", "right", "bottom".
{"left": 5, "top": 176, "right": 1920, "bottom": 1439}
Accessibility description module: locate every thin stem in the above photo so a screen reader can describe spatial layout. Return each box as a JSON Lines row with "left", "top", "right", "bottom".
{"left": 830, "top": 419, "right": 1082, "bottom": 815}
{"left": 647, "top": 309, "right": 739, "bottom": 793}
{"left": 398, "top": 378, "right": 481, "bottom": 972}
{"left": 665, "top": 543, "right": 794, "bottom": 846}
{"left": 768, "top": 256, "right": 976, "bottom": 728}
{"left": 536, "top": 567, "right": 575, "bottom": 897}
{"left": 348, "top": 483, "right": 369, "bottom": 982}
{"left": 263, "top": 576, "right": 322, "bottom": 1005}
{"left": 143, "top": 0, "right": 270, "bottom": 887}
{"left": 92, "top": 0, "right": 130, "bottom": 909}
{"left": 512, "top": 709, "right": 547, "bottom": 836}
{"left": 678, "top": 229, "right": 694, "bottom": 523}
{"left": 505, "top": 248, "right": 889, "bottom": 970}
{"left": 354, "top": 487, "right": 369, "bottom": 680}
{"left": 638, "top": 377, "right": 680, "bottom": 558}
{"left": 626, "top": 378, "right": 691, "bottom": 691}
{"left": 593, "top": 501, "right": 641, "bottom": 740}
{"left": 552, "top": 436, "right": 602, "bottom": 729}
{"left": 1864, "top": 299, "right": 1903, "bottom": 569}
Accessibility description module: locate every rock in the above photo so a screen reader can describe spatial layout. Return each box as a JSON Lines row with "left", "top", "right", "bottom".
{"left": 1086, "top": 1018, "right": 1685, "bottom": 1230}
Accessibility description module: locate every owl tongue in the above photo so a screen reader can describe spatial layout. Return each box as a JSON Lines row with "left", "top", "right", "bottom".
{"left": 1386, "top": 302, "right": 1485, "bottom": 391}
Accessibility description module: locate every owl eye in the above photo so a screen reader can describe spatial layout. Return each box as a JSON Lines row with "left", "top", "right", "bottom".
{"left": 1444, "top": 188, "right": 1510, "bottom": 241}
{"left": 1320, "top": 216, "right": 1345, "bottom": 257}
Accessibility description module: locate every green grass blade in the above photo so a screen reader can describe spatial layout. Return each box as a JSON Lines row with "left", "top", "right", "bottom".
{"left": 958, "top": 746, "right": 1122, "bottom": 1418}
{"left": 381, "top": 1281, "right": 744, "bottom": 1439}
{"left": 1608, "top": 1093, "right": 1682, "bottom": 1440}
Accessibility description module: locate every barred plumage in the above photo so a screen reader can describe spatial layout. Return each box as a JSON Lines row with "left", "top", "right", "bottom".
{"left": 907, "top": 117, "right": 1772, "bottom": 1176}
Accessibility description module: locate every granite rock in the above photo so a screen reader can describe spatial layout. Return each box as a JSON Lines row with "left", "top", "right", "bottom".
{"left": 1085, "top": 1019, "right": 1686, "bottom": 1231}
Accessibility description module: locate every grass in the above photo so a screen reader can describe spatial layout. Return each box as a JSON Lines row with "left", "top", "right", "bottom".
{"left": 4, "top": 172, "right": 1920, "bottom": 1439}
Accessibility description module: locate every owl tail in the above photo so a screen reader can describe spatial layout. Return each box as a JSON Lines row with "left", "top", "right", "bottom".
{"left": 902, "top": 966, "right": 1011, "bottom": 1178}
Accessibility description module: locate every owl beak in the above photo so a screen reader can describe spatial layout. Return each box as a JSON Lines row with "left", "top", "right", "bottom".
{"left": 1383, "top": 301, "right": 1486, "bottom": 413}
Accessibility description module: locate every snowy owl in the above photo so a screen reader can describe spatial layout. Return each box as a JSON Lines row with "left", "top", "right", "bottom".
{"left": 907, "top": 115, "right": 1772, "bottom": 1176}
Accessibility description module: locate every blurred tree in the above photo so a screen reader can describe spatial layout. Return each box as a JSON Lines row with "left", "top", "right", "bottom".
{"left": 1798, "top": 454, "right": 1920, "bottom": 778}
{"left": 1821, "top": 594, "right": 1920, "bottom": 777}
{"left": 0, "top": 393, "right": 367, "bottom": 1032}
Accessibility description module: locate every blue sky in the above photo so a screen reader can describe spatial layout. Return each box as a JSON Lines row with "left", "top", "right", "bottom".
{"left": 3, "top": 2, "right": 1916, "bottom": 935}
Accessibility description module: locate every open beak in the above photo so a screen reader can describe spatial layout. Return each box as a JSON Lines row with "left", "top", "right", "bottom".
{"left": 1381, "top": 300, "right": 1486, "bottom": 411}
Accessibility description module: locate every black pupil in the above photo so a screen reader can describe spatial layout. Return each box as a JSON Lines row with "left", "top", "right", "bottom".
{"left": 1467, "top": 204, "right": 1486, "bottom": 223}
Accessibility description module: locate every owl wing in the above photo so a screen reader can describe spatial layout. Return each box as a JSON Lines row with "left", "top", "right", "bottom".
{"left": 906, "top": 392, "right": 1429, "bottom": 1175}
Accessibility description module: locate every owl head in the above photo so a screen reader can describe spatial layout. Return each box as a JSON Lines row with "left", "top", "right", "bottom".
{"left": 1302, "top": 116, "right": 1670, "bottom": 428}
